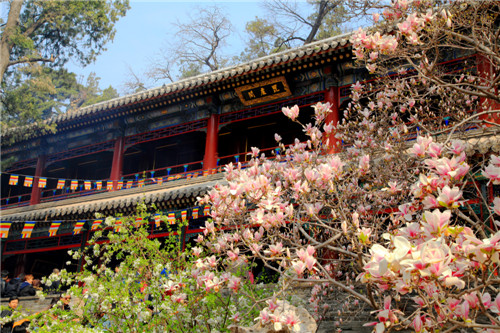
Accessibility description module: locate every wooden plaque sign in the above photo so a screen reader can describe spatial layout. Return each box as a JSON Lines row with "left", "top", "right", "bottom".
{"left": 235, "top": 76, "right": 291, "bottom": 106}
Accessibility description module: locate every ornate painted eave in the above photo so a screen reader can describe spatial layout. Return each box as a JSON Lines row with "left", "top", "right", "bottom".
{"left": 2, "top": 32, "right": 353, "bottom": 141}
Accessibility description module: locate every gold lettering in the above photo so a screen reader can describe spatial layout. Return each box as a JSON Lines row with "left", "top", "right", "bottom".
{"left": 271, "top": 84, "right": 280, "bottom": 93}
{"left": 260, "top": 87, "right": 267, "bottom": 96}
{"left": 247, "top": 91, "right": 256, "bottom": 99}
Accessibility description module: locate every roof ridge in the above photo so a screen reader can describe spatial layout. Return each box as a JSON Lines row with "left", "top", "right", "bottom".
{"left": 3, "top": 32, "right": 354, "bottom": 139}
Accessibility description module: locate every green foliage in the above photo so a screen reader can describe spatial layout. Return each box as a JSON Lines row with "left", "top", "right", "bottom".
{"left": 1, "top": 68, "right": 119, "bottom": 142}
{"left": 29, "top": 204, "right": 270, "bottom": 332}
{"left": 238, "top": 18, "right": 283, "bottom": 62}
{"left": 313, "top": 3, "right": 346, "bottom": 40}
{"left": 69, "top": 72, "right": 119, "bottom": 111}
{"left": 8, "top": 0, "right": 130, "bottom": 69}
{"left": 178, "top": 62, "right": 204, "bottom": 81}
{"left": 0, "top": 0, "right": 129, "bottom": 132}
{"left": 0, "top": 64, "right": 78, "bottom": 141}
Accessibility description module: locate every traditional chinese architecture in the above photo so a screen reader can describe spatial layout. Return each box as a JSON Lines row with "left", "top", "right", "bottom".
{"left": 1, "top": 30, "right": 498, "bottom": 277}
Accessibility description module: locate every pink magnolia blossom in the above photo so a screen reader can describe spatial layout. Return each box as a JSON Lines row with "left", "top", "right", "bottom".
{"left": 282, "top": 105, "right": 300, "bottom": 121}
{"left": 170, "top": 293, "right": 187, "bottom": 304}
{"left": 366, "top": 63, "right": 377, "bottom": 73}
{"left": 352, "top": 81, "right": 364, "bottom": 92}
{"left": 266, "top": 298, "right": 279, "bottom": 312}
{"left": 227, "top": 276, "right": 241, "bottom": 292}
{"left": 283, "top": 311, "right": 301, "bottom": 332}
{"left": 359, "top": 154, "right": 370, "bottom": 173}
{"left": 494, "top": 197, "right": 500, "bottom": 215}
{"left": 436, "top": 186, "right": 462, "bottom": 208}
{"left": 413, "top": 314, "right": 423, "bottom": 332}
{"left": 422, "top": 209, "right": 451, "bottom": 236}
{"left": 449, "top": 140, "right": 466, "bottom": 155}
{"left": 292, "top": 260, "right": 307, "bottom": 276}
{"left": 192, "top": 246, "right": 203, "bottom": 257}
{"left": 227, "top": 247, "right": 240, "bottom": 261}
{"left": 398, "top": 21, "right": 412, "bottom": 34}
{"left": 483, "top": 164, "right": 500, "bottom": 184}
{"left": 256, "top": 309, "right": 271, "bottom": 325}
{"left": 266, "top": 242, "right": 284, "bottom": 256}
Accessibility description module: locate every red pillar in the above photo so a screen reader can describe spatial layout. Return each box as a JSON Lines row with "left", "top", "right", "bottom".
{"left": 477, "top": 54, "right": 500, "bottom": 125}
{"left": 30, "top": 155, "right": 46, "bottom": 205}
{"left": 110, "top": 137, "right": 125, "bottom": 190}
{"left": 203, "top": 113, "right": 219, "bottom": 170}
{"left": 324, "top": 86, "right": 341, "bottom": 154}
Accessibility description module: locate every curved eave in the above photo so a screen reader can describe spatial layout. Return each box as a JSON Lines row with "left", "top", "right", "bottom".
{"left": 2, "top": 33, "right": 353, "bottom": 140}
{"left": 0, "top": 173, "right": 225, "bottom": 221}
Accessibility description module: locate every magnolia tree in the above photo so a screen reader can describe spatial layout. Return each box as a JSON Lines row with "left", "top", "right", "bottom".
{"left": 196, "top": 0, "right": 500, "bottom": 332}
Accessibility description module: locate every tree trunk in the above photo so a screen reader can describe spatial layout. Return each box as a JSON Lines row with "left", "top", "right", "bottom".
{"left": 0, "top": 0, "right": 24, "bottom": 87}
{"left": 305, "top": 0, "right": 329, "bottom": 44}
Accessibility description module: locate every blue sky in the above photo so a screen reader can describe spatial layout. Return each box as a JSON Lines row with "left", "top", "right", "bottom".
{"left": 66, "top": 1, "right": 271, "bottom": 94}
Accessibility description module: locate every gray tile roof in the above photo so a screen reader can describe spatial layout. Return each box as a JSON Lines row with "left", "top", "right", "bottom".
{"left": 0, "top": 173, "right": 225, "bottom": 221}
{"left": 3, "top": 33, "right": 352, "bottom": 138}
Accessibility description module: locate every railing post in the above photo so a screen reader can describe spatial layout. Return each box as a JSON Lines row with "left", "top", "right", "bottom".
{"left": 324, "top": 86, "right": 341, "bottom": 154}
{"left": 110, "top": 137, "right": 125, "bottom": 191}
{"left": 30, "top": 155, "right": 46, "bottom": 205}
{"left": 203, "top": 113, "right": 219, "bottom": 170}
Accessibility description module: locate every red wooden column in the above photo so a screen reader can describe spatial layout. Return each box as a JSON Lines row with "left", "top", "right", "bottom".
{"left": 110, "top": 136, "right": 125, "bottom": 190}
{"left": 203, "top": 113, "right": 219, "bottom": 171}
{"left": 30, "top": 155, "right": 46, "bottom": 205}
{"left": 324, "top": 86, "right": 341, "bottom": 154}
{"left": 477, "top": 54, "right": 500, "bottom": 125}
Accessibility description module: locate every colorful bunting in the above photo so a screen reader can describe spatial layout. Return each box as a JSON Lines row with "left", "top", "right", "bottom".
{"left": 3, "top": 169, "right": 222, "bottom": 193}
{"left": 57, "top": 179, "right": 66, "bottom": 189}
{"left": 91, "top": 220, "right": 103, "bottom": 231}
{"left": 135, "top": 217, "right": 143, "bottom": 228}
{"left": 22, "top": 221, "right": 36, "bottom": 238}
{"left": 48, "top": 221, "right": 61, "bottom": 237}
{"left": 38, "top": 177, "right": 47, "bottom": 188}
{"left": 73, "top": 221, "right": 85, "bottom": 235}
{"left": 24, "top": 176, "right": 33, "bottom": 188}
{"left": 9, "top": 175, "right": 19, "bottom": 186}
{"left": 167, "top": 212, "right": 176, "bottom": 225}
{"left": 0, "top": 204, "right": 211, "bottom": 240}
{"left": 1, "top": 221, "right": 12, "bottom": 238}
{"left": 114, "top": 218, "right": 122, "bottom": 232}
{"left": 192, "top": 207, "right": 199, "bottom": 220}
{"left": 154, "top": 214, "right": 161, "bottom": 227}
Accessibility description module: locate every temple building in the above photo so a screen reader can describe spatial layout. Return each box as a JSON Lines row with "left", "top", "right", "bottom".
{"left": 1, "top": 31, "right": 498, "bottom": 277}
